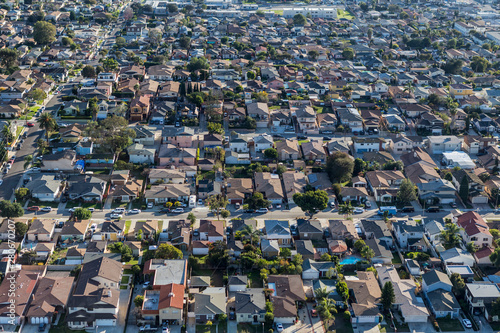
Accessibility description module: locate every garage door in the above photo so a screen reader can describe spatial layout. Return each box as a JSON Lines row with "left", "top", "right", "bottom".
{"left": 0, "top": 316, "right": 13, "bottom": 324}
{"left": 31, "top": 318, "right": 36, "bottom": 325}
{"left": 43, "top": 317, "right": 49, "bottom": 324}
{"left": 96, "top": 319, "right": 115, "bottom": 326}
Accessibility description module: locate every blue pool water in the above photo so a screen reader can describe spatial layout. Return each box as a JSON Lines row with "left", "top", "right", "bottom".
{"left": 339, "top": 257, "right": 362, "bottom": 265}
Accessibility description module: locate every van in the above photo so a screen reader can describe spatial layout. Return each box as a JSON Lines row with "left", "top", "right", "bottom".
{"left": 401, "top": 206, "right": 415, "bottom": 213}
{"left": 427, "top": 206, "right": 440, "bottom": 213}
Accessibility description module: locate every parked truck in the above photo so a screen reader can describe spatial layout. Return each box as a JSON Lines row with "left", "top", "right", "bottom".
{"left": 378, "top": 206, "right": 398, "bottom": 216}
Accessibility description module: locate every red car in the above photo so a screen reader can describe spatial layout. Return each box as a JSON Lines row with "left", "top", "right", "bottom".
{"left": 311, "top": 309, "right": 318, "bottom": 317}
{"left": 27, "top": 206, "right": 40, "bottom": 211}
{"left": 27, "top": 122, "right": 34, "bottom": 127}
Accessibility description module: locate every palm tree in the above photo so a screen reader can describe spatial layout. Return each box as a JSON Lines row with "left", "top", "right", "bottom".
{"left": 361, "top": 246, "right": 375, "bottom": 260}
{"left": 240, "top": 225, "right": 261, "bottom": 246}
{"left": 440, "top": 223, "right": 463, "bottom": 249}
{"left": 338, "top": 202, "right": 354, "bottom": 219}
{"left": 317, "top": 298, "right": 338, "bottom": 325}
{"left": 37, "top": 113, "right": 56, "bottom": 141}
{"left": 314, "top": 287, "right": 330, "bottom": 301}
{"left": 403, "top": 82, "right": 415, "bottom": 106}
{"left": 23, "top": 155, "right": 33, "bottom": 170}
{"left": 1, "top": 122, "right": 13, "bottom": 142}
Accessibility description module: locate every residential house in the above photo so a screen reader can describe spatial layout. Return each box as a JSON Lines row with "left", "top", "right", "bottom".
{"left": 261, "top": 239, "right": 280, "bottom": 258}
{"left": 451, "top": 169, "right": 488, "bottom": 204}
{"left": 282, "top": 171, "right": 307, "bottom": 204}
{"left": 268, "top": 275, "right": 305, "bottom": 324}
{"left": 130, "top": 95, "right": 150, "bottom": 122}
{"left": 194, "top": 288, "right": 226, "bottom": 323}
{"left": 275, "top": 139, "right": 300, "bottom": 161}
{"left": 143, "top": 259, "right": 188, "bottom": 287}
{"left": 141, "top": 283, "right": 184, "bottom": 326}
{"left": 295, "top": 240, "right": 315, "bottom": 260}
{"left": 94, "top": 220, "right": 125, "bottom": 241}
{"left": 302, "top": 259, "right": 337, "bottom": 280}
{"left": 427, "top": 136, "right": 462, "bottom": 155}
{"left": 254, "top": 172, "right": 284, "bottom": 204}
{"left": 329, "top": 220, "right": 359, "bottom": 241}
{"left": 455, "top": 211, "right": 493, "bottom": 248}
{"left": 25, "top": 175, "right": 62, "bottom": 202}
{"left": 26, "top": 276, "right": 73, "bottom": 325}
{"left": 301, "top": 140, "right": 326, "bottom": 162}
{"left": 264, "top": 220, "right": 291, "bottom": 245}
{"left": 111, "top": 180, "right": 144, "bottom": 202}
{"left": 145, "top": 184, "right": 191, "bottom": 205}
{"left": 149, "top": 169, "right": 185, "bottom": 184}
{"left": 465, "top": 282, "right": 500, "bottom": 316}
{"left": 234, "top": 289, "right": 266, "bottom": 324}
{"left": 0, "top": 270, "right": 40, "bottom": 325}
{"left": 421, "top": 270, "right": 460, "bottom": 318}
{"left": 246, "top": 102, "right": 269, "bottom": 127}
{"left": 346, "top": 271, "right": 382, "bottom": 325}
{"left": 27, "top": 219, "right": 56, "bottom": 242}
{"left": 352, "top": 137, "right": 386, "bottom": 153}
{"left": 133, "top": 220, "right": 158, "bottom": 240}
{"left": 128, "top": 143, "right": 156, "bottom": 164}
{"left": 199, "top": 220, "right": 224, "bottom": 243}
{"left": 392, "top": 219, "right": 426, "bottom": 251}
{"left": 60, "top": 221, "right": 89, "bottom": 241}
{"left": 417, "top": 179, "right": 457, "bottom": 205}
{"left": 40, "top": 150, "right": 76, "bottom": 172}
{"left": 226, "top": 178, "right": 253, "bottom": 205}
{"left": 365, "top": 170, "right": 405, "bottom": 203}
{"left": 296, "top": 219, "right": 323, "bottom": 240}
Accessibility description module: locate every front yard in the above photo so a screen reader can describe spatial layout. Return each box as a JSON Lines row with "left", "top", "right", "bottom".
{"left": 65, "top": 201, "right": 103, "bottom": 210}
{"left": 196, "top": 323, "right": 227, "bottom": 333}
{"left": 324, "top": 313, "right": 354, "bottom": 333}
{"left": 437, "top": 318, "right": 464, "bottom": 332}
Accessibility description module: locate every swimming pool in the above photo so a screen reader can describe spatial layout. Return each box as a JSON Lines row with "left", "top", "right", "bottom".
{"left": 339, "top": 257, "right": 362, "bottom": 265}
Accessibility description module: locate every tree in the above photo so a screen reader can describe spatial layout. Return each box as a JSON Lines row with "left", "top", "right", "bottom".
{"left": 81, "top": 65, "right": 96, "bottom": 78}
{"left": 381, "top": 282, "right": 395, "bottom": 311}
{"left": 15, "top": 188, "right": 29, "bottom": 201}
{"left": 361, "top": 246, "right": 375, "bottom": 260}
{"left": 73, "top": 208, "right": 92, "bottom": 220}
{"left": 280, "top": 247, "right": 292, "bottom": 258}
{"left": 246, "top": 71, "right": 256, "bottom": 80}
{"left": 245, "top": 192, "right": 270, "bottom": 210}
{"left": 207, "top": 241, "right": 228, "bottom": 268}
{"left": 353, "top": 158, "right": 366, "bottom": 176}
{"left": 240, "top": 225, "right": 261, "bottom": 246}
{"left": 466, "top": 241, "right": 479, "bottom": 254}
{"left": 443, "top": 59, "right": 464, "bottom": 74}
{"left": 123, "top": 7, "right": 134, "bottom": 20}
{"left": 308, "top": 50, "right": 319, "bottom": 60}
{"left": 354, "top": 240, "right": 366, "bottom": 252}
{"left": 243, "top": 116, "right": 257, "bottom": 129}
{"left": 471, "top": 56, "right": 490, "bottom": 72}
{"left": 221, "top": 209, "right": 230, "bottom": 220}
{"left": 134, "top": 295, "right": 144, "bottom": 307}
{"left": 342, "top": 48, "right": 355, "bottom": 60}
{"left": 336, "top": 280, "right": 349, "bottom": 301}
{"left": 155, "top": 243, "right": 183, "bottom": 259}
{"left": 102, "top": 58, "right": 119, "bottom": 71}
{"left": 450, "top": 272, "right": 466, "bottom": 296}
{"left": 396, "top": 179, "right": 417, "bottom": 205}
{"left": 167, "top": 3, "right": 178, "bottom": 13}
{"left": 37, "top": 112, "right": 57, "bottom": 141}
{"left": 293, "top": 190, "right": 329, "bottom": 217}
{"left": 459, "top": 176, "right": 469, "bottom": 203}
{"left": 1, "top": 123, "right": 13, "bottom": 143}
{"left": 33, "top": 21, "right": 56, "bottom": 44}
{"left": 441, "top": 223, "right": 463, "bottom": 250}
{"left": 0, "top": 201, "right": 24, "bottom": 219}
{"left": 0, "top": 48, "right": 18, "bottom": 68}
{"left": 207, "top": 122, "right": 224, "bottom": 135}
{"left": 338, "top": 202, "right": 354, "bottom": 219}
{"left": 132, "top": 264, "right": 141, "bottom": 275}
{"left": 444, "top": 172, "right": 453, "bottom": 182}
{"left": 187, "top": 212, "right": 196, "bottom": 225}
{"left": 27, "top": 89, "right": 47, "bottom": 102}
{"left": 317, "top": 297, "right": 337, "bottom": 322}
{"left": 116, "top": 37, "right": 127, "bottom": 48}
{"left": 264, "top": 148, "right": 278, "bottom": 160}
{"left": 326, "top": 152, "right": 354, "bottom": 183}
{"left": 206, "top": 195, "right": 228, "bottom": 221}
{"left": 15, "top": 222, "right": 28, "bottom": 239}
{"left": 28, "top": 11, "right": 45, "bottom": 24}
{"left": 148, "top": 29, "right": 162, "bottom": 47}
{"left": 187, "top": 57, "right": 209, "bottom": 72}
{"left": 83, "top": 116, "right": 136, "bottom": 154}
{"left": 179, "top": 36, "right": 191, "bottom": 49}
{"left": 293, "top": 13, "right": 307, "bottom": 26}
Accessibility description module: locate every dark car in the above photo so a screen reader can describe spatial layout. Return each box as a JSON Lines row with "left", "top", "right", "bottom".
{"left": 297, "top": 135, "right": 307, "bottom": 140}
{"left": 229, "top": 312, "right": 236, "bottom": 320}
{"left": 160, "top": 208, "right": 170, "bottom": 213}
{"left": 61, "top": 196, "right": 68, "bottom": 203}
{"left": 323, "top": 136, "right": 331, "bottom": 141}
{"left": 427, "top": 206, "right": 440, "bottom": 213}
{"left": 401, "top": 206, "right": 415, "bottom": 213}
{"left": 244, "top": 209, "right": 255, "bottom": 213}
{"left": 38, "top": 323, "right": 46, "bottom": 332}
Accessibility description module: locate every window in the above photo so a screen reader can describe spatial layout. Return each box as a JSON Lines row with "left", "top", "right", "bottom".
{"left": 484, "top": 238, "right": 489, "bottom": 241}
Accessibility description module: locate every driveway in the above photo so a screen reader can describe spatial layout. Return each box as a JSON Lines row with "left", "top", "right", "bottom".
{"left": 281, "top": 303, "right": 324, "bottom": 333}
{"left": 21, "top": 324, "right": 48, "bottom": 333}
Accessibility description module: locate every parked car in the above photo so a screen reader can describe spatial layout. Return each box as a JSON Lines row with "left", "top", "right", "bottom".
{"left": 110, "top": 213, "right": 123, "bottom": 219}
{"left": 311, "top": 309, "right": 318, "bottom": 317}
{"left": 40, "top": 207, "right": 52, "bottom": 212}
{"left": 229, "top": 312, "right": 236, "bottom": 320}
{"left": 256, "top": 208, "right": 268, "bottom": 213}
{"left": 38, "top": 323, "right": 46, "bottom": 332}
{"left": 427, "top": 206, "right": 440, "bottom": 213}
{"left": 276, "top": 323, "right": 284, "bottom": 332}
{"left": 88, "top": 208, "right": 95, "bottom": 213}
{"left": 365, "top": 201, "right": 371, "bottom": 208}
{"left": 161, "top": 327, "right": 169, "bottom": 333}
{"left": 197, "top": 199, "right": 204, "bottom": 206}
{"left": 353, "top": 207, "right": 364, "bottom": 214}
{"left": 27, "top": 206, "right": 40, "bottom": 211}
{"left": 26, "top": 122, "right": 34, "bottom": 127}
{"left": 147, "top": 202, "right": 154, "bottom": 209}
{"left": 171, "top": 208, "right": 184, "bottom": 213}
{"left": 128, "top": 209, "right": 141, "bottom": 214}
{"left": 462, "top": 319, "right": 472, "bottom": 329}
{"left": 113, "top": 208, "right": 125, "bottom": 214}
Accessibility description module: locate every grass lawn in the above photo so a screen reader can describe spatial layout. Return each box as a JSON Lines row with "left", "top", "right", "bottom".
{"left": 121, "top": 275, "right": 130, "bottom": 284}
{"left": 269, "top": 105, "right": 281, "bottom": 110}
{"left": 158, "top": 220, "right": 163, "bottom": 232}
{"left": 298, "top": 139, "right": 309, "bottom": 145}
{"left": 312, "top": 239, "right": 328, "bottom": 248}
{"left": 111, "top": 201, "right": 128, "bottom": 209}
{"left": 196, "top": 324, "right": 227, "bottom": 333}
{"left": 337, "top": 9, "right": 355, "bottom": 20}
{"left": 15, "top": 127, "right": 23, "bottom": 139}
{"left": 124, "top": 269, "right": 133, "bottom": 275}
{"left": 437, "top": 318, "right": 465, "bottom": 332}
{"left": 325, "top": 313, "right": 354, "bottom": 333}
{"left": 49, "top": 248, "right": 68, "bottom": 264}
{"left": 120, "top": 285, "right": 128, "bottom": 289}
{"left": 131, "top": 200, "right": 145, "bottom": 210}
{"left": 392, "top": 252, "right": 402, "bottom": 264}
{"left": 126, "top": 258, "right": 139, "bottom": 265}
{"left": 40, "top": 201, "right": 60, "bottom": 208}
{"left": 124, "top": 220, "right": 132, "bottom": 235}
{"left": 50, "top": 313, "right": 86, "bottom": 333}
{"left": 272, "top": 9, "right": 283, "bottom": 15}
{"left": 65, "top": 201, "right": 102, "bottom": 210}
{"left": 248, "top": 270, "right": 263, "bottom": 288}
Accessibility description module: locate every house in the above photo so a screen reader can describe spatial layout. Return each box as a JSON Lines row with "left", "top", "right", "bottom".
{"left": 94, "top": 220, "right": 125, "bottom": 241}
{"left": 392, "top": 219, "right": 426, "bottom": 251}
{"left": 329, "top": 220, "right": 359, "bottom": 241}
{"left": 261, "top": 239, "right": 280, "bottom": 258}
{"left": 26, "top": 277, "right": 73, "bottom": 325}
{"left": 25, "top": 175, "right": 62, "bottom": 202}
{"left": 254, "top": 172, "right": 284, "bottom": 204}
{"left": 296, "top": 219, "right": 323, "bottom": 240}
{"left": 463, "top": 135, "right": 496, "bottom": 155}
{"left": 422, "top": 270, "right": 460, "bottom": 318}
{"left": 365, "top": 170, "right": 405, "bottom": 203}
{"left": 234, "top": 289, "right": 266, "bottom": 324}
{"left": 340, "top": 187, "right": 369, "bottom": 202}
{"left": 424, "top": 220, "right": 446, "bottom": 246}
{"left": 133, "top": 126, "right": 157, "bottom": 146}
{"left": 282, "top": 171, "right": 307, "bottom": 204}
{"left": 226, "top": 178, "right": 253, "bottom": 205}
{"left": 194, "top": 287, "right": 226, "bottom": 323}
{"left": 133, "top": 220, "right": 158, "bottom": 240}
{"left": 366, "top": 238, "right": 393, "bottom": 264}
{"left": 130, "top": 95, "right": 150, "bottom": 122}
{"left": 157, "top": 144, "right": 197, "bottom": 167}
{"left": 417, "top": 179, "right": 457, "bottom": 205}
{"left": 301, "top": 140, "right": 326, "bottom": 162}
{"left": 66, "top": 257, "right": 122, "bottom": 329}
{"left": 199, "top": 220, "right": 224, "bottom": 242}
{"left": 352, "top": 137, "right": 386, "bottom": 153}
{"left": 27, "top": 219, "right": 56, "bottom": 242}
{"left": 451, "top": 169, "right": 487, "bottom": 204}
{"left": 228, "top": 134, "right": 249, "bottom": 153}
{"left": 302, "top": 259, "right": 337, "bottom": 280}
{"left": 346, "top": 271, "right": 382, "bottom": 325}
{"left": 111, "top": 180, "right": 144, "bottom": 202}
{"left": 427, "top": 136, "right": 462, "bottom": 155}
{"left": 450, "top": 83, "right": 473, "bottom": 99}
{"left": 149, "top": 169, "right": 185, "bottom": 184}
{"left": 128, "top": 143, "right": 156, "bottom": 164}
{"left": 295, "top": 240, "right": 315, "bottom": 260}
{"left": 67, "top": 175, "right": 106, "bottom": 202}
{"left": 275, "top": 139, "right": 300, "bottom": 161}
{"left": 376, "top": 266, "right": 429, "bottom": 323}
{"left": 143, "top": 259, "right": 188, "bottom": 287}
{"left": 264, "top": 220, "right": 291, "bottom": 245}
{"left": 246, "top": 102, "right": 269, "bottom": 127}
{"left": 141, "top": 283, "right": 184, "bottom": 326}
{"left": 455, "top": 211, "right": 493, "bottom": 248}
{"left": 40, "top": 150, "right": 76, "bottom": 172}
{"left": 465, "top": 282, "right": 500, "bottom": 316}
{"left": 110, "top": 170, "right": 130, "bottom": 186}
{"left": 228, "top": 276, "right": 247, "bottom": 292}
{"left": 253, "top": 134, "right": 274, "bottom": 153}
{"left": 442, "top": 151, "right": 476, "bottom": 170}
{"left": 145, "top": 184, "right": 191, "bottom": 205}
{"left": 0, "top": 270, "right": 40, "bottom": 325}
{"left": 441, "top": 247, "right": 475, "bottom": 266}
{"left": 474, "top": 247, "right": 494, "bottom": 266}
{"left": 162, "top": 126, "right": 195, "bottom": 148}
{"left": 60, "top": 221, "right": 89, "bottom": 241}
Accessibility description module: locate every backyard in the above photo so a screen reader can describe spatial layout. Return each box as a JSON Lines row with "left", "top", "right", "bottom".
{"left": 325, "top": 313, "right": 354, "bottom": 333}
{"left": 247, "top": 270, "right": 263, "bottom": 288}
{"left": 337, "top": 9, "right": 355, "bottom": 20}
{"left": 192, "top": 268, "right": 224, "bottom": 287}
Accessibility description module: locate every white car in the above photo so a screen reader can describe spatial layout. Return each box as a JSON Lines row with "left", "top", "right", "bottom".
{"left": 276, "top": 323, "right": 284, "bottom": 332}
{"left": 353, "top": 207, "right": 365, "bottom": 214}
{"left": 40, "top": 207, "right": 52, "bottom": 212}
{"left": 162, "top": 327, "right": 169, "bottom": 333}
{"left": 147, "top": 202, "right": 153, "bottom": 209}
{"left": 197, "top": 199, "right": 204, "bottom": 206}
{"left": 110, "top": 214, "right": 122, "bottom": 219}
{"left": 462, "top": 319, "right": 472, "bottom": 329}
{"left": 90, "top": 223, "right": 97, "bottom": 230}
{"left": 68, "top": 208, "right": 77, "bottom": 213}
{"left": 113, "top": 208, "right": 125, "bottom": 214}
{"left": 256, "top": 208, "right": 269, "bottom": 213}
{"left": 172, "top": 208, "right": 184, "bottom": 213}
{"left": 88, "top": 208, "right": 95, "bottom": 213}
{"left": 128, "top": 209, "right": 141, "bottom": 214}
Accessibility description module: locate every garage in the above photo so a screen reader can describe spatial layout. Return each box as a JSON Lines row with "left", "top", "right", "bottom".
{"left": 95, "top": 319, "right": 116, "bottom": 326}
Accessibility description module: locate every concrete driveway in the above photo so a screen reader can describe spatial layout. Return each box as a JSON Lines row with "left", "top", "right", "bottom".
{"left": 21, "top": 324, "right": 48, "bottom": 333}
{"left": 99, "top": 288, "right": 131, "bottom": 333}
